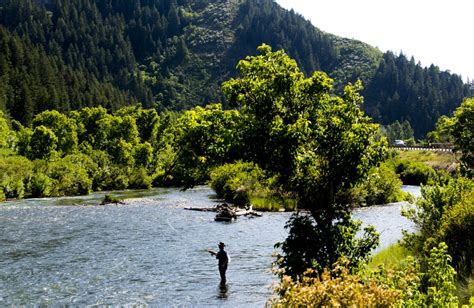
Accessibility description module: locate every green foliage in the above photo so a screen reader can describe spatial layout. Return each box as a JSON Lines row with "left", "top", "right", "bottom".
{"left": 403, "top": 177, "right": 474, "bottom": 280}
{"left": 0, "top": 155, "right": 33, "bottom": 199}
{"left": 395, "top": 159, "right": 438, "bottom": 185}
{"left": 101, "top": 194, "right": 124, "bottom": 205}
{"left": 209, "top": 161, "right": 266, "bottom": 206}
{"left": 273, "top": 243, "right": 460, "bottom": 307}
{"left": 438, "top": 189, "right": 473, "bottom": 280}
{"left": 427, "top": 115, "right": 455, "bottom": 144}
{"left": 1, "top": 176, "right": 25, "bottom": 199}
{"left": 27, "top": 173, "right": 54, "bottom": 198}
{"left": 32, "top": 110, "right": 78, "bottom": 155}
{"left": 364, "top": 52, "right": 468, "bottom": 137}
{"left": 341, "top": 162, "right": 405, "bottom": 206}
{"left": 170, "top": 104, "right": 242, "bottom": 188}
{"left": 224, "top": 44, "right": 386, "bottom": 277}
{"left": 383, "top": 120, "right": 414, "bottom": 144}
{"left": 0, "top": 110, "right": 12, "bottom": 148}
{"left": 368, "top": 243, "right": 411, "bottom": 270}
{"left": 28, "top": 125, "right": 58, "bottom": 160}
{"left": 71, "top": 106, "right": 112, "bottom": 150}
{"left": 109, "top": 139, "right": 135, "bottom": 166}
{"left": 275, "top": 213, "right": 379, "bottom": 279}
{"left": 450, "top": 98, "right": 474, "bottom": 177}
{"left": 364, "top": 163, "right": 405, "bottom": 205}
{"left": 0, "top": 105, "right": 176, "bottom": 201}
{"left": 128, "top": 168, "right": 153, "bottom": 190}
{"left": 46, "top": 159, "right": 92, "bottom": 196}
{"left": 133, "top": 142, "right": 154, "bottom": 168}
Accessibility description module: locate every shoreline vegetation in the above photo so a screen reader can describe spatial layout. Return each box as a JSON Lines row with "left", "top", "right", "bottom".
{"left": 1, "top": 45, "right": 472, "bottom": 306}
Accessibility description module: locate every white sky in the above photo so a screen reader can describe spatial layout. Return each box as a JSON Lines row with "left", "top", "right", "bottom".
{"left": 275, "top": 0, "right": 473, "bottom": 82}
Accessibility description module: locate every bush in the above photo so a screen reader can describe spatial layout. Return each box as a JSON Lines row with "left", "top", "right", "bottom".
{"left": 438, "top": 189, "right": 474, "bottom": 280}
{"left": 403, "top": 177, "right": 474, "bottom": 281}
{"left": 209, "top": 161, "right": 266, "bottom": 206}
{"left": 273, "top": 258, "right": 400, "bottom": 307}
{"left": 128, "top": 167, "right": 152, "bottom": 189}
{"left": 365, "top": 163, "right": 405, "bottom": 205}
{"left": 27, "top": 173, "right": 54, "bottom": 197}
{"left": 1, "top": 176, "right": 25, "bottom": 199}
{"left": 0, "top": 155, "right": 33, "bottom": 200}
{"left": 47, "top": 160, "right": 92, "bottom": 196}
{"left": 273, "top": 243, "right": 460, "bottom": 307}
{"left": 101, "top": 194, "right": 124, "bottom": 205}
{"left": 275, "top": 212, "right": 379, "bottom": 279}
{"left": 102, "top": 166, "right": 129, "bottom": 190}
{"left": 338, "top": 162, "right": 405, "bottom": 206}
{"left": 395, "top": 159, "right": 437, "bottom": 185}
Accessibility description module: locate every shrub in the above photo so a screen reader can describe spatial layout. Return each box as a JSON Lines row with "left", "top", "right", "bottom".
{"left": 438, "top": 190, "right": 474, "bottom": 280}
{"left": 47, "top": 160, "right": 92, "bottom": 196}
{"left": 133, "top": 142, "right": 153, "bottom": 168}
{"left": 0, "top": 155, "right": 32, "bottom": 199}
{"left": 273, "top": 243, "right": 460, "bottom": 307}
{"left": 338, "top": 162, "right": 405, "bottom": 206}
{"left": 100, "top": 194, "right": 124, "bottom": 205}
{"left": 275, "top": 212, "right": 379, "bottom": 279}
{"left": 403, "top": 177, "right": 474, "bottom": 282}
{"left": 1, "top": 176, "right": 25, "bottom": 199}
{"left": 273, "top": 258, "right": 400, "bottom": 307}
{"left": 395, "top": 159, "right": 437, "bottom": 185}
{"left": 27, "top": 173, "right": 54, "bottom": 197}
{"left": 209, "top": 161, "right": 265, "bottom": 206}
{"left": 102, "top": 166, "right": 129, "bottom": 190}
{"left": 128, "top": 167, "right": 152, "bottom": 189}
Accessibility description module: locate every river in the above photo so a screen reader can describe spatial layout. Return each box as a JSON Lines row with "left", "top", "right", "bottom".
{"left": 0, "top": 186, "right": 420, "bottom": 306}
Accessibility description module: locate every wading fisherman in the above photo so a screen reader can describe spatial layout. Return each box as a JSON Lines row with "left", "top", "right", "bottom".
{"left": 208, "top": 242, "right": 229, "bottom": 283}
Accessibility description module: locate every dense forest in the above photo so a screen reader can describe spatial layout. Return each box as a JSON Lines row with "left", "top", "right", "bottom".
{"left": 0, "top": 0, "right": 469, "bottom": 136}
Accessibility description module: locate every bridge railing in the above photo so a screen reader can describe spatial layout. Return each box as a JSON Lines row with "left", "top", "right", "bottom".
{"left": 389, "top": 145, "right": 455, "bottom": 152}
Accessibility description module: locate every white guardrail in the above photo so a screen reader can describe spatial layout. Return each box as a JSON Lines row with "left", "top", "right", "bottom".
{"left": 389, "top": 146, "right": 454, "bottom": 152}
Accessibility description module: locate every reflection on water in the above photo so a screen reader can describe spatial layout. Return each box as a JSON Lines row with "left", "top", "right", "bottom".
{"left": 218, "top": 282, "right": 229, "bottom": 299}
{"left": 0, "top": 186, "right": 418, "bottom": 306}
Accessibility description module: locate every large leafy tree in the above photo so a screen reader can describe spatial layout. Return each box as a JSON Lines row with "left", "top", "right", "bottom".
{"left": 168, "top": 104, "right": 242, "bottom": 188}
{"left": 429, "top": 98, "right": 473, "bottom": 177}
{"left": 450, "top": 98, "right": 473, "bottom": 177}
{"left": 223, "top": 44, "right": 387, "bottom": 277}
{"left": 0, "top": 110, "right": 12, "bottom": 148}
{"left": 28, "top": 125, "right": 58, "bottom": 160}
{"left": 32, "top": 110, "right": 78, "bottom": 155}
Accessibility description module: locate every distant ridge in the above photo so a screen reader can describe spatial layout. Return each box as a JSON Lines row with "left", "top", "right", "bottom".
{"left": 0, "top": 0, "right": 469, "bottom": 136}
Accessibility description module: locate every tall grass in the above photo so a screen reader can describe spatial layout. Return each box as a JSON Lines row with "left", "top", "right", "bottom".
{"left": 397, "top": 150, "right": 459, "bottom": 172}
{"left": 368, "top": 243, "right": 411, "bottom": 270}
{"left": 250, "top": 195, "right": 297, "bottom": 212}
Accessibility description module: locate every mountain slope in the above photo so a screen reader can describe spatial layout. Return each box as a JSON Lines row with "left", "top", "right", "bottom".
{"left": 0, "top": 0, "right": 469, "bottom": 136}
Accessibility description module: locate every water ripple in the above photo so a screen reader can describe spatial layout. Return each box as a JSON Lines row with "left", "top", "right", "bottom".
{"left": 0, "top": 186, "right": 416, "bottom": 306}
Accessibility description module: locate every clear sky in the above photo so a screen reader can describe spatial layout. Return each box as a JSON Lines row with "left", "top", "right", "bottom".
{"left": 275, "top": 0, "right": 473, "bottom": 82}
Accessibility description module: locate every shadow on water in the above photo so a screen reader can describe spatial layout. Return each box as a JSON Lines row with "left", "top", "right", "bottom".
{"left": 217, "top": 282, "right": 229, "bottom": 299}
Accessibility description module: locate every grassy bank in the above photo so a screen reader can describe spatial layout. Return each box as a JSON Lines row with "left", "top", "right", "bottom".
{"left": 368, "top": 243, "right": 411, "bottom": 270}
{"left": 397, "top": 150, "right": 459, "bottom": 173}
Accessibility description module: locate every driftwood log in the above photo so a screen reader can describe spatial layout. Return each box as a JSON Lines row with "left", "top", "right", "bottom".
{"left": 185, "top": 203, "right": 262, "bottom": 221}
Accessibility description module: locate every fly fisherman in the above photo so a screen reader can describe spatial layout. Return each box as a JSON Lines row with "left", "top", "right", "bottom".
{"left": 208, "top": 242, "right": 229, "bottom": 283}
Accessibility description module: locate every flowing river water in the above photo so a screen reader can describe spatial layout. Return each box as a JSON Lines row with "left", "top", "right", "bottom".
{"left": 0, "top": 186, "right": 420, "bottom": 306}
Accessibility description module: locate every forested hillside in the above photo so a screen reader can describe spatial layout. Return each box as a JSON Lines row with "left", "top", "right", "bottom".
{"left": 0, "top": 0, "right": 469, "bottom": 136}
